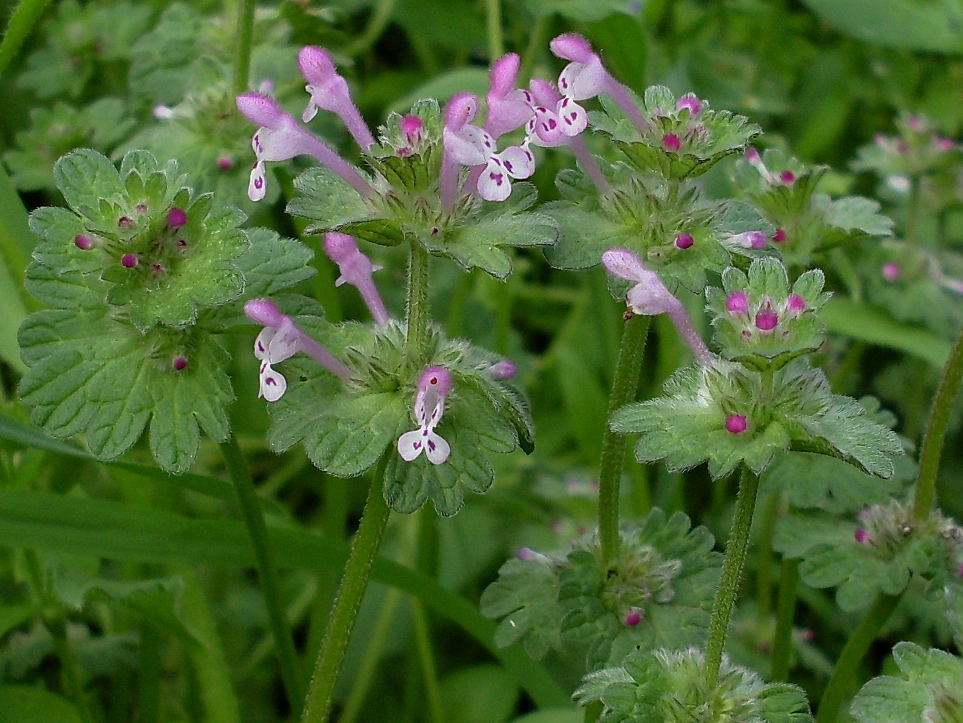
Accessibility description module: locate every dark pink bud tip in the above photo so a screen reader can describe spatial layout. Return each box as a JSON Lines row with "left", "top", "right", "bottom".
{"left": 957, "top": 563, "right": 963, "bottom": 578}
{"left": 779, "top": 170, "right": 796, "bottom": 184}
{"left": 786, "top": 295, "right": 806, "bottom": 314}
{"left": 74, "top": 234, "right": 93, "bottom": 250}
{"left": 624, "top": 610, "right": 643, "bottom": 627}
{"left": 854, "top": 528, "right": 870, "bottom": 544}
{"left": 172, "top": 356, "right": 188, "bottom": 371}
{"left": 167, "top": 207, "right": 187, "bottom": 228}
{"left": 725, "top": 414, "right": 748, "bottom": 434}
{"left": 118, "top": 216, "right": 133, "bottom": 229}
{"left": 725, "top": 290, "right": 750, "bottom": 315}
{"left": 121, "top": 254, "right": 139, "bottom": 268}
{"left": 755, "top": 309, "right": 779, "bottom": 331}
{"left": 662, "top": 133, "right": 681, "bottom": 151}
{"left": 400, "top": 114, "right": 424, "bottom": 138}
{"left": 217, "top": 156, "right": 234, "bottom": 170}
{"left": 674, "top": 232, "right": 694, "bottom": 249}
{"left": 772, "top": 228, "right": 787, "bottom": 243}
{"left": 882, "top": 262, "right": 901, "bottom": 281}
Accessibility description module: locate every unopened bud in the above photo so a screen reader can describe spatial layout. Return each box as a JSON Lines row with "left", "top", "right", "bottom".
{"left": 725, "top": 414, "right": 748, "bottom": 434}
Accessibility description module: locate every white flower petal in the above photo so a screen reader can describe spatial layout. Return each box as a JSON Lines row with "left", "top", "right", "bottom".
{"left": 248, "top": 161, "right": 267, "bottom": 202}
{"left": 254, "top": 327, "right": 276, "bottom": 360}
{"left": 557, "top": 98, "right": 587, "bottom": 137}
{"left": 496, "top": 144, "right": 535, "bottom": 180}
{"left": 398, "top": 428, "right": 427, "bottom": 461}
{"left": 259, "top": 362, "right": 287, "bottom": 402}
{"left": 424, "top": 431, "right": 451, "bottom": 465}
{"left": 477, "top": 158, "right": 513, "bottom": 201}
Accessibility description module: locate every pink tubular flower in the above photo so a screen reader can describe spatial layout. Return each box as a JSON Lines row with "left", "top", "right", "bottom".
{"left": 441, "top": 93, "right": 535, "bottom": 205}
{"left": 236, "top": 92, "right": 373, "bottom": 201}
{"left": 488, "top": 359, "right": 517, "bottom": 380}
{"left": 398, "top": 366, "right": 452, "bottom": 465}
{"left": 485, "top": 53, "right": 536, "bottom": 139}
{"left": 550, "top": 33, "right": 650, "bottom": 134}
{"left": 726, "top": 231, "right": 768, "bottom": 250}
{"left": 323, "top": 232, "right": 389, "bottom": 325}
{"left": 245, "top": 298, "right": 352, "bottom": 402}
{"left": 601, "top": 248, "right": 713, "bottom": 365}
{"left": 298, "top": 46, "right": 375, "bottom": 149}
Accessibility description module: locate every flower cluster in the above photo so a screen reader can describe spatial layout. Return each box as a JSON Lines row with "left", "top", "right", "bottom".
{"left": 481, "top": 510, "right": 722, "bottom": 667}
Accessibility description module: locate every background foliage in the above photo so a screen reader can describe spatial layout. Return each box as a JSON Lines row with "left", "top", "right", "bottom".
{"left": 2, "top": 0, "right": 963, "bottom": 721}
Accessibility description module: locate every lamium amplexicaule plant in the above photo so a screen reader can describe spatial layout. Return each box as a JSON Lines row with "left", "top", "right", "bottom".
{"left": 6, "top": 2, "right": 963, "bottom": 722}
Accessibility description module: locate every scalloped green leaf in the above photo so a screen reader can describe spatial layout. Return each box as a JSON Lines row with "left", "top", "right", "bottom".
{"left": 18, "top": 309, "right": 233, "bottom": 473}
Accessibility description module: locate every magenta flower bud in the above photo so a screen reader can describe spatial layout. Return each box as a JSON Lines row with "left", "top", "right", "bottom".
{"left": 725, "top": 414, "right": 748, "bottom": 434}
{"left": 624, "top": 610, "right": 643, "bottom": 627}
{"left": 854, "top": 528, "right": 870, "bottom": 544}
{"left": 172, "top": 355, "right": 188, "bottom": 371}
{"left": 755, "top": 309, "right": 779, "bottom": 331}
{"left": 244, "top": 298, "right": 288, "bottom": 328}
{"left": 167, "top": 207, "right": 187, "bottom": 228}
{"left": 882, "top": 262, "right": 901, "bottom": 281}
{"left": 676, "top": 93, "right": 702, "bottom": 116}
{"left": 772, "top": 228, "right": 787, "bottom": 243}
{"left": 400, "top": 114, "right": 424, "bottom": 140}
{"left": 662, "top": 133, "right": 681, "bottom": 151}
{"left": 489, "top": 360, "right": 517, "bottom": 380}
{"left": 121, "top": 253, "right": 139, "bottom": 268}
{"left": 907, "top": 115, "right": 924, "bottom": 131}
{"left": 74, "top": 234, "right": 93, "bottom": 250}
{"left": 118, "top": 216, "right": 133, "bottom": 229}
{"left": 779, "top": 170, "right": 796, "bottom": 184}
{"left": 725, "top": 290, "right": 750, "bottom": 315}
{"left": 674, "top": 232, "right": 694, "bottom": 249}
{"left": 786, "top": 295, "right": 806, "bottom": 314}
{"left": 217, "top": 156, "right": 234, "bottom": 170}
{"left": 936, "top": 137, "right": 955, "bottom": 151}
{"left": 957, "top": 563, "right": 963, "bottom": 578}
{"left": 747, "top": 231, "right": 767, "bottom": 249}
{"left": 745, "top": 147, "right": 761, "bottom": 163}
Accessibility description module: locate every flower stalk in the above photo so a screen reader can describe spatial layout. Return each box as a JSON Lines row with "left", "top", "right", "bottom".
{"left": 913, "top": 321, "right": 963, "bottom": 521}
{"left": 704, "top": 465, "right": 761, "bottom": 689}
{"left": 598, "top": 313, "right": 650, "bottom": 562}
{"left": 301, "top": 463, "right": 392, "bottom": 723}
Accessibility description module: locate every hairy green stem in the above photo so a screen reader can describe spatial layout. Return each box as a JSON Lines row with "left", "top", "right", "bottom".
{"left": 406, "top": 241, "right": 431, "bottom": 357}
{"left": 598, "top": 313, "right": 650, "bottom": 562}
{"left": 517, "top": 16, "right": 549, "bottom": 84}
{"left": 913, "top": 322, "right": 963, "bottom": 520}
{"left": 220, "top": 436, "right": 304, "bottom": 713}
{"left": 815, "top": 593, "right": 900, "bottom": 723}
{"left": 301, "top": 471, "right": 392, "bottom": 723}
{"left": 231, "top": 0, "right": 256, "bottom": 95}
{"left": 704, "top": 466, "right": 761, "bottom": 689}
{"left": 770, "top": 558, "right": 800, "bottom": 682}
{"left": 485, "top": 0, "right": 504, "bottom": 60}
